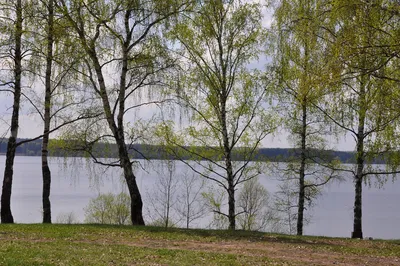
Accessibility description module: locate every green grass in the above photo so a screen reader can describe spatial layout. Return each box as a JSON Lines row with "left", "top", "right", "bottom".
{"left": 0, "top": 241, "right": 272, "bottom": 266}
{"left": 0, "top": 224, "right": 399, "bottom": 265}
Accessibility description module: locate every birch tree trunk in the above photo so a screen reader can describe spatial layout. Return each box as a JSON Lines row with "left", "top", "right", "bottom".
{"left": 42, "top": 0, "right": 55, "bottom": 224}
{"left": 1, "top": 0, "right": 23, "bottom": 224}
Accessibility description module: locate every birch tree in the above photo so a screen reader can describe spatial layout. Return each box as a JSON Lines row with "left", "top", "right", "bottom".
{"left": 56, "top": 0, "right": 190, "bottom": 225}
{"left": 322, "top": 0, "right": 400, "bottom": 239}
{"left": 29, "top": 0, "right": 99, "bottom": 223}
{"left": 0, "top": 0, "right": 97, "bottom": 223}
{"left": 0, "top": 0, "right": 29, "bottom": 223}
{"left": 161, "top": 0, "right": 275, "bottom": 230}
{"left": 272, "top": 0, "right": 340, "bottom": 236}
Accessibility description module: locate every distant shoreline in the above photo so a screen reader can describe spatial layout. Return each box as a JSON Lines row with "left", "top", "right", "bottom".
{"left": 0, "top": 138, "right": 364, "bottom": 164}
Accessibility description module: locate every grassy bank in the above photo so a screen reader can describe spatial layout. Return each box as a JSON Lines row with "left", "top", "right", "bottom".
{"left": 0, "top": 224, "right": 399, "bottom": 265}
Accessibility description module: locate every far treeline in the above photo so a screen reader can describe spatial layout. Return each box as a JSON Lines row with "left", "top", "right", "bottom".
{"left": 0, "top": 138, "right": 360, "bottom": 163}
{"left": 1, "top": 0, "right": 400, "bottom": 240}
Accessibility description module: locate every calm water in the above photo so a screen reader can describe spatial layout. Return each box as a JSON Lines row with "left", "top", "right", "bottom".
{"left": 2, "top": 156, "right": 400, "bottom": 239}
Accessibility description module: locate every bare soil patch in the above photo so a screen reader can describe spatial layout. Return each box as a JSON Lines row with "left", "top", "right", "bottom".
{"left": 87, "top": 235, "right": 400, "bottom": 265}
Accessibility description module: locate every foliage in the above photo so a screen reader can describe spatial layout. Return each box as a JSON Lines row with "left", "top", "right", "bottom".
{"left": 1, "top": 0, "right": 400, "bottom": 240}
{"left": 159, "top": 0, "right": 276, "bottom": 230}
{"left": 202, "top": 187, "right": 229, "bottom": 230}
{"left": 319, "top": 0, "right": 400, "bottom": 238}
{"left": 236, "top": 177, "right": 274, "bottom": 231}
{"left": 84, "top": 192, "right": 130, "bottom": 225}
{"left": 53, "top": 0, "right": 191, "bottom": 225}
{"left": 325, "top": 0, "right": 400, "bottom": 163}
{"left": 271, "top": 0, "right": 342, "bottom": 235}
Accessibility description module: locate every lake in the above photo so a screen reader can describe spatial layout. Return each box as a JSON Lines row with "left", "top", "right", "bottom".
{"left": 2, "top": 156, "right": 400, "bottom": 239}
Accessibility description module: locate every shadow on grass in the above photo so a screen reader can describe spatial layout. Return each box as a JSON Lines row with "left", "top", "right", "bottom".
{"left": 79, "top": 223, "right": 349, "bottom": 247}
{"left": 3, "top": 223, "right": 390, "bottom": 249}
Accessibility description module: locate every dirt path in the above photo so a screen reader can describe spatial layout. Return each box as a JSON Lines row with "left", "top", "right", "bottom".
{"left": 91, "top": 236, "right": 400, "bottom": 265}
